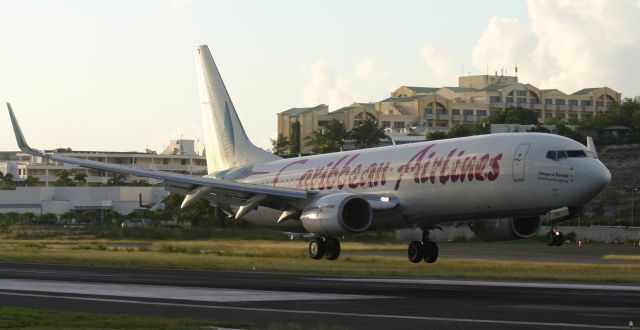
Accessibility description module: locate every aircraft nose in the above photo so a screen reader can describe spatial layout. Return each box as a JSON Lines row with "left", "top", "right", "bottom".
{"left": 581, "top": 161, "right": 611, "bottom": 198}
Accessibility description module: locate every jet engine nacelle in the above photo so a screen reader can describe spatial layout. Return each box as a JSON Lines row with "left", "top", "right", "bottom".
{"left": 300, "top": 193, "right": 373, "bottom": 236}
{"left": 469, "top": 217, "right": 541, "bottom": 242}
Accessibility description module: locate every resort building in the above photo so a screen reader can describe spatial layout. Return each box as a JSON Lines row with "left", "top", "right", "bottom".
{"left": 278, "top": 74, "right": 621, "bottom": 153}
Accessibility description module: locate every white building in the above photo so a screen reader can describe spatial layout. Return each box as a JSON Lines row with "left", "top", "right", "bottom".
{"left": 1, "top": 139, "right": 206, "bottom": 186}
{"left": 0, "top": 139, "right": 205, "bottom": 216}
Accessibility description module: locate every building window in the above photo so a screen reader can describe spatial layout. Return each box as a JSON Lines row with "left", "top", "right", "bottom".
{"left": 506, "top": 97, "right": 514, "bottom": 103}
{"left": 382, "top": 121, "right": 391, "bottom": 128}
{"left": 452, "top": 109, "right": 460, "bottom": 115}
{"left": 581, "top": 100, "right": 592, "bottom": 106}
{"left": 425, "top": 108, "right": 433, "bottom": 114}
{"left": 583, "top": 114, "right": 592, "bottom": 120}
{"left": 569, "top": 100, "right": 578, "bottom": 106}
{"left": 463, "top": 109, "right": 474, "bottom": 116}
{"left": 477, "top": 110, "right": 487, "bottom": 117}
{"left": 489, "top": 96, "right": 501, "bottom": 103}
{"left": 393, "top": 122, "right": 405, "bottom": 129}
{"left": 517, "top": 97, "right": 527, "bottom": 104}
{"left": 556, "top": 99, "right": 566, "bottom": 105}
{"left": 556, "top": 113, "right": 565, "bottom": 119}
{"left": 318, "top": 120, "right": 329, "bottom": 127}
{"left": 545, "top": 99, "right": 553, "bottom": 105}
{"left": 516, "top": 91, "right": 527, "bottom": 97}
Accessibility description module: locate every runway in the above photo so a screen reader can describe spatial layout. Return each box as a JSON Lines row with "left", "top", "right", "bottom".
{"left": 0, "top": 262, "right": 638, "bottom": 329}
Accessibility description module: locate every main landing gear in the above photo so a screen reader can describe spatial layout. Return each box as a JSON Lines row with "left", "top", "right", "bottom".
{"left": 546, "top": 227, "right": 564, "bottom": 246}
{"left": 308, "top": 237, "right": 341, "bottom": 260}
{"left": 408, "top": 227, "right": 439, "bottom": 263}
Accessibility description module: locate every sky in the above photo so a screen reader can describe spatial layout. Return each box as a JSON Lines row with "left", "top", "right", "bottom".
{"left": 0, "top": 0, "right": 638, "bottom": 153}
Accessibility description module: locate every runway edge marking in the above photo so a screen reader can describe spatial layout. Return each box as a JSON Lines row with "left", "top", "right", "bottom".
{"left": 0, "top": 291, "right": 628, "bottom": 329}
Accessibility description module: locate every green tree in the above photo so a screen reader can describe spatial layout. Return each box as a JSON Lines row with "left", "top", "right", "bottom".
{"left": 427, "top": 131, "right": 448, "bottom": 140}
{"left": 304, "top": 130, "right": 330, "bottom": 154}
{"left": 349, "top": 118, "right": 388, "bottom": 149}
{"left": 19, "top": 212, "right": 36, "bottom": 225}
{"left": 269, "top": 134, "right": 290, "bottom": 156}
{"left": 471, "top": 107, "right": 540, "bottom": 135}
{"left": 447, "top": 124, "right": 470, "bottom": 138}
{"left": 289, "top": 120, "right": 301, "bottom": 155}
{"left": 55, "top": 170, "right": 74, "bottom": 186}
{"left": 73, "top": 173, "right": 87, "bottom": 185}
{"left": 107, "top": 173, "right": 128, "bottom": 186}
{"left": 23, "top": 175, "right": 40, "bottom": 187}
{"left": 36, "top": 213, "right": 58, "bottom": 225}
{"left": 304, "top": 119, "right": 349, "bottom": 153}
{"left": 2, "top": 173, "right": 15, "bottom": 186}
{"left": 583, "top": 98, "right": 640, "bottom": 130}
{"left": 554, "top": 123, "right": 584, "bottom": 142}
{"left": 527, "top": 124, "right": 550, "bottom": 133}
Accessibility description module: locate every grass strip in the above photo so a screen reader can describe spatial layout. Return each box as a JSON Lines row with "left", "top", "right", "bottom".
{"left": 603, "top": 254, "right": 640, "bottom": 261}
{"left": 0, "top": 306, "right": 251, "bottom": 329}
{"left": 1, "top": 239, "right": 640, "bottom": 283}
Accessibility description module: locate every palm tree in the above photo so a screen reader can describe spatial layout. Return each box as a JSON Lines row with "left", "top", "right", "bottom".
{"left": 304, "top": 129, "right": 330, "bottom": 154}
{"left": 107, "top": 172, "right": 128, "bottom": 186}
{"left": 349, "top": 118, "right": 387, "bottom": 149}
{"left": 304, "top": 119, "right": 349, "bottom": 154}
{"left": 24, "top": 175, "right": 40, "bottom": 187}
{"left": 55, "top": 170, "right": 74, "bottom": 186}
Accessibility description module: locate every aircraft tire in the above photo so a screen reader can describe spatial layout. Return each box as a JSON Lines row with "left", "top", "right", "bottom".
{"left": 408, "top": 241, "right": 424, "bottom": 263}
{"left": 554, "top": 232, "right": 564, "bottom": 246}
{"left": 324, "top": 237, "right": 341, "bottom": 260}
{"left": 546, "top": 231, "right": 556, "bottom": 246}
{"left": 423, "top": 241, "right": 439, "bottom": 263}
{"left": 309, "top": 237, "right": 326, "bottom": 260}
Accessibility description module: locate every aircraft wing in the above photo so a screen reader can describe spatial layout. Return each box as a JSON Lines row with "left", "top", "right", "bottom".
{"left": 8, "top": 104, "right": 400, "bottom": 219}
{"left": 7, "top": 104, "right": 309, "bottom": 204}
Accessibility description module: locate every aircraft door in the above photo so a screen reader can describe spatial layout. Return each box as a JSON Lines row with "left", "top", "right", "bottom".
{"left": 512, "top": 143, "right": 531, "bottom": 182}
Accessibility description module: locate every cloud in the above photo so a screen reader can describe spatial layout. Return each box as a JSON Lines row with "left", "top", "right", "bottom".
{"left": 472, "top": 0, "right": 640, "bottom": 97}
{"left": 302, "top": 59, "right": 398, "bottom": 110}
{"left": 420, "top": 44, "right": 456, "bottom": 86}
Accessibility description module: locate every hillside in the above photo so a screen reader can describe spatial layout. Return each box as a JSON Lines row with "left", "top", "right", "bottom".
{"left": 583, "top": 144, "right": 640, "bottom": 225}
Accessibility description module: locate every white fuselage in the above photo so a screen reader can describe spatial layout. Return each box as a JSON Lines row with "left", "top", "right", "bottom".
{"left": 210, "top": 133, "right": 610, "bottom": 233}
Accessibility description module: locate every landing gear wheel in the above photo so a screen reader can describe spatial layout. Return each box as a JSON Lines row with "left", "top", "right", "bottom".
{"left": 309, "top": 237, "right": 326, "bottom": 260}
{"left": 408, "top": 241, "right": 424, "bottom": 263}
{"left": 554, "top": 231, "right": 564, "bottom": 246}
{"left": 546, "top": 230, "right": 564, "bottom": 246}
{"left": 423, "top": 241, "right": 439, "bottom": 263}
{"left": 546, "top": 231, "right": 556, "bottom": 246}
{"left": 324, "top": 238, "right": 341, "bottom": 260}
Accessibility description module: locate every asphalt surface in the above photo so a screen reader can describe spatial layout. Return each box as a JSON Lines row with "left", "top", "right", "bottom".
{"left": 0, "top": 262, "right": 638, "bottom": 329}
{"left": 348, "top": 240, "right": 640, "bottom": 264}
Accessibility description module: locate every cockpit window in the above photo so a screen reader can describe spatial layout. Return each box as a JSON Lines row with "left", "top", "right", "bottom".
{"left": 546, "top": 150, "right": 587, "bottom": 161}
{"left": 566, "top": 150, "right": 587, "bottom": 158}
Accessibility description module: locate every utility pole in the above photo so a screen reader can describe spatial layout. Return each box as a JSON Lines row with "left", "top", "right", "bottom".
{"left": 624, "top": 187, "right": 639, "bottom": 227}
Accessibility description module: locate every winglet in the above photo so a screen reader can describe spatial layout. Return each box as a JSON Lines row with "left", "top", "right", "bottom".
{"left": 6, "top": 103, "right": 44, "bottom": 156}
{"left": 586, "top": 136, "right": 598, "bottom": 159}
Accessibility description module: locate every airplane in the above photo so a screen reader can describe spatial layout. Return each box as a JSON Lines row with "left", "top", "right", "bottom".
{"left": 7, "top": 45, "right": 611, "bottom": 263}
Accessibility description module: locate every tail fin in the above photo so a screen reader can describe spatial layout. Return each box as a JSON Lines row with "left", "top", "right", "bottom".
{"left": 195, "top": 45, "right": 280, "bottom": 173}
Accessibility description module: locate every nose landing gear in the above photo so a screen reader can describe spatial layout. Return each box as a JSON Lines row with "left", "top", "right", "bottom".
{"left": 408, "top": 227, "right": 439, "bottom": 263}
{"left": 546, "top": 228, "right": 564, "bottom": 246}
